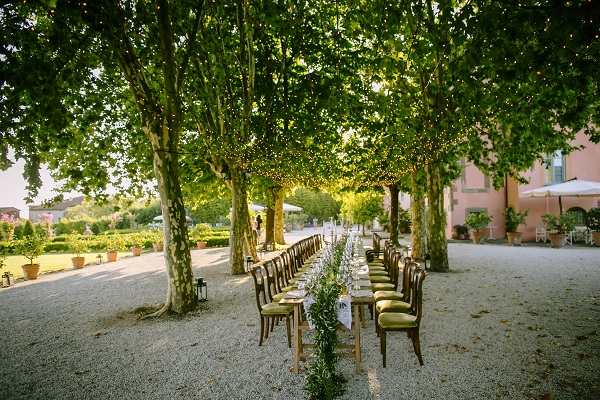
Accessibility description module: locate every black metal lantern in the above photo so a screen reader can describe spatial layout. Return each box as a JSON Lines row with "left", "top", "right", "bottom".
{"left": 266, "top": 241, "right": 274, "bottom": 252}
{"left": 196, "top": 277, "right": 208, "bottom": 302}
{"left": 403, "top": 246, "right": 412, "bottom": 260}
{"left": 96, "top": 254, "right": 103, "bottom": 265}
{"left": 2, "top": 272, "right": 14, "bottom": 287}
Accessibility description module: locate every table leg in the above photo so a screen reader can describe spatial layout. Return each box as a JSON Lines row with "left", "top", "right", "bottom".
{"left": 292, "top": 304, "right": 300, "bottom": 373}
{"left": 353, "top": 304, "right": 361, "bottom": 374}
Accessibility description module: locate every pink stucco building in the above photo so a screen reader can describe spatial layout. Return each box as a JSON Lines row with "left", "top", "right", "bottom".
{"left": 392, "top": 130, "right": 600, "bottom": 241}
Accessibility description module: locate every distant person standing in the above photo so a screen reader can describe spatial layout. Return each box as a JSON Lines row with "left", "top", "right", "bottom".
{"left": 256, "top": 214, "right": 263, "bottom": 238}
{"left": 251, "top": 215, "right": 258, "bottom": 245}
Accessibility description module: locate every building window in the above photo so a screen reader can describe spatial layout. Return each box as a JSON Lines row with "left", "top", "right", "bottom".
{"left": 544, "top": 151, "right": 565, "bottom": 184}
{"left": 566, "top": 207, "right": 586, "bottom": 226}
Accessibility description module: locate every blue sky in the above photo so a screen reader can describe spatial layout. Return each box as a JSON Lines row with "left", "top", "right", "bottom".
{"left": 0, "top": 160, "right": 80, "bottom": 216}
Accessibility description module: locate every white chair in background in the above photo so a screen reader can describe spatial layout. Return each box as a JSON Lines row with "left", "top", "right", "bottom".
{"left": 535, "top": 224, "right": 547, "bottom": 242}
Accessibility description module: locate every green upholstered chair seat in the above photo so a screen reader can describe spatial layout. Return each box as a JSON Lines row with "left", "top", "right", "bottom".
{"left": 368, "top": 262, "right": 384, "bottom": 267}
{"left": 287, "top": 278, "right": 297, "bottom": 285}
{"left": 368, "top": 270, "right": 388, "bottom": 276}
{"left": 280, "top": 286, "right": 292, "bottom": 292}
{"left": 271, "top": 292, "right": 287, "bottom": 302}
{"left": 261, "top": 302, "right": 293, "bottom": 315}
{"left": 376, "top": 299, "right": 410, "bottom": 313}
{"left": 371, "top": 282, "right": 395, "bottom": 291}
{"left": 370, "top": 275, "right": 391, "bottom": 283}
{"left": 294, "top": 272, "right": 304, "bottom": 278}
{"left": 378, "top": 312, "right": 417, "bottom": 329}
{"left": 373, "top": 290, "right": 404, "bottom": 302}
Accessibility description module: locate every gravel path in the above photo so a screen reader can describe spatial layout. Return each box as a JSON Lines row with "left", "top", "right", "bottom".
{"left": 1, "top": 231, "right": 598, "bottom": 400}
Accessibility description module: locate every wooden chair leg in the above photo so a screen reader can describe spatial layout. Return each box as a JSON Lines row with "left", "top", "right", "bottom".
{"left": 380, "top": 330, "right": 387, "bottom": 367}
{"left": 285, "top": 316, "right": 291, "bottom": 348}
{"left": 264, "top": 318, "right": 270, "bottom": 339}
{"left": 410, "top": 329, "right": 424, "bottom": 365}
{"left": 259, "top": 317, "right": 265, "bottom": 346}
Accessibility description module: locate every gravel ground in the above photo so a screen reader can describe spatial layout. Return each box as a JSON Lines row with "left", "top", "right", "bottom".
{"left": 1, "top": 230, "right": 599, "bottom": 400}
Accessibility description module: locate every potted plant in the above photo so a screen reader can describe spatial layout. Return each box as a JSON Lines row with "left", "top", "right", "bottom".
{"left": 149, "top": 230, "right": 163, "bottom": 252}
{"left": 542, "top": 213, "right": 577, "bottom": 248}
{"left": 585, "top": 207, "right": 600, "bottom": 247}
{"left": 129, "top": 233, "right": 144, "bottom": 256}
{"left": 456, "top": 224, "right": 469, "bottom": 240}
{"left": 451, "top": 224, "right": 460, "bottom": 239}
{"left": 464, "top": 210, "right": 492, "bottom": 244}
{"left": 102, "top": 234, "right": 126, "bottom": 262}
{"left": 190, "top": 223, "right": 212, "bottom": 249}
{"left": 15, "top": 235, "right": 47, "bottom": 280}
{"left": 502, "top": 206, "right": 529, "bottom": 246}
{"left": 65, "top": 234, "right": 89, "bottom": 269}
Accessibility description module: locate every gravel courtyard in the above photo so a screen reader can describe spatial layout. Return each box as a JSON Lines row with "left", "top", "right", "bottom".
{"left": 1, "top": 231, "right": 598, "bottom": 399}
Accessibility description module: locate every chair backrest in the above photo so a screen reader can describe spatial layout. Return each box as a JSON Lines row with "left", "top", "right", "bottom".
{"left": 262, "top": 259, "right": 279, "bottom": 302}
{"left": 388, "top": 249, "right": 404, "bottom": 290}
{"left": 280, "top": 251, "right": 293, "bottom": 282}
{"left": 400, "top": 260, "right": 420, "bottom": 302}
{"left": 250, "top": 265, "right": 269, "bottom": 311}
{"left": 409, "top": 267, "right": 427, "bottom": 324}
{"left": 381, "top": 241, "right": 395, "bottom": 272}
{"left": 272, "top": 256, "right": 287, "bottom": 289}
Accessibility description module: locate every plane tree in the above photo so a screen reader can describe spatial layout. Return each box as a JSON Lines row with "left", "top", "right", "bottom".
{"left": 1, "top": 0, "right": 216, "bottom": 315}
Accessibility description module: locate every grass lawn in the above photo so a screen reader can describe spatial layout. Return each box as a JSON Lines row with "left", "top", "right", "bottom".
{"left": 2, "top": 251, "right": 134, "bottom": 280}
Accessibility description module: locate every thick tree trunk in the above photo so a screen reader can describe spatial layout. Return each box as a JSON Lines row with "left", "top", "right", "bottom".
{"left": 410, "top": 170, "right": 428, "bottom": 261}
{"left": 274, "top": 187, "right": 286, "bottom": 245}
{"left": 265, "top": 203, "right": 275, "bottom": 247}
{"left": 266, "top": 185, "right": 286, "bottom": 246}
{"left": 388, "top": 184, "right": 399, "bottom": 245}
{"left": 229, "top": 166, "right": 258, "bottom": 274}
{"left": 154, "top": 145, "right": 196, "bottom": 314}
{"left": 425, "top": 162, "right": 449, "bottom": 272}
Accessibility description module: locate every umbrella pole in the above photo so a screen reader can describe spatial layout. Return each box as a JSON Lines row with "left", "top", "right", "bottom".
{"left": 559, "top": 196, "right": 563, "bottom": 215}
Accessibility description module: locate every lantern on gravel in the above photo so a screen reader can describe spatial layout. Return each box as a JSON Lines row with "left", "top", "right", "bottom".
{"left": 196, "top": 277, "right": 207, "bottom": 302}
{"left": 96, "top": 254, "right": 103, "bottom": 265}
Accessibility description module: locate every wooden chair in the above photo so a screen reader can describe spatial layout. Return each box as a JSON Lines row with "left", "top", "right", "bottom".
{"left": 250, "top": 265, "right": 293, "bottom": 348}
{"left": 374, "top": 261, "right": 420, "bottom": 334}
{"left": 378, "top": 267, "right": 427, "bottom": 367}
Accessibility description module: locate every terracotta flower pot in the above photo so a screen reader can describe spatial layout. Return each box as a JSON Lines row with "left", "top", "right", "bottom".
{"left": 196, "top": 241, "right": 207, "bottom": 250}
{"left": 548, "top": 232, "right": 567, "bottom": 248}
{"left": 592, "top": 231, "right": 600, "bottom": 247}
{"left": 106, "top": 251, "right": 118, "bottom": 262}
{"left": 71, "top": 256, "right": 85, "bottom": 269}
{"left": 471, "top": 231, "right": 486, "bottom": 244}
{"left": 132, "top": 246, "right": 143, "bottom": 256}
{"left": 152, "top": 243, "right": 163, "bottom": 252}
{"left": 506, "top": 232, "right": 523, "bottom": 246}
{"left": 22, "top": 264, "right": 41, "bottom": 280}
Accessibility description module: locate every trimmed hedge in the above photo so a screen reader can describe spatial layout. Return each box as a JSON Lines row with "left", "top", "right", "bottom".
{"left": 2, "top": 231, "right": 231, "bottom": 254}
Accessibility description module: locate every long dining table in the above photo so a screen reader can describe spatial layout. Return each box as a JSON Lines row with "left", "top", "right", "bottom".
{"left": 280, "top": 245, "right": 374, "bottom": 374}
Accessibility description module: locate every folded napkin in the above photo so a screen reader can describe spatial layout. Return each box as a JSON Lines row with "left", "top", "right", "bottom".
{"left": 352, "top": 290, "right": 374, "bottom": 298}
{"left": 285, "top": 290, "right": 305, "bottom": 299}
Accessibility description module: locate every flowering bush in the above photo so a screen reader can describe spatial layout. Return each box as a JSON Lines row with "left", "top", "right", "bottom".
{"left": 0, "top": 214, "right": 20, "bottom": 241}
{"left": 109, "top": 213, "right": 123, "bottom": 231}
{"left": 39, "top": 213, "right": 55, "bottom": 238}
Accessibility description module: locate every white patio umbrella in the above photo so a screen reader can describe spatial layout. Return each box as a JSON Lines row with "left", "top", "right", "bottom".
{"left": 282, "top": 203, "right": 303, "bottom": 212}
{"left": 519, "top": 179, "right": 600, "bottom": 214}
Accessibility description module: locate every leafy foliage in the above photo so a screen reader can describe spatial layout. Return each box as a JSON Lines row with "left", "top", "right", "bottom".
{"left": 14, "top": 235, "right": 48, "bottom": 265}
{"left": 464, "top": 211, "right": 493, "bottom": 232}
{"left": 502, "top": 207, "right": 529, "bottom": 233}
{"left": 542, "top": 213, "right": 577, "bottom": 234}
{"left": 586, "top": 208, "right": 600, "bottom": 232}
